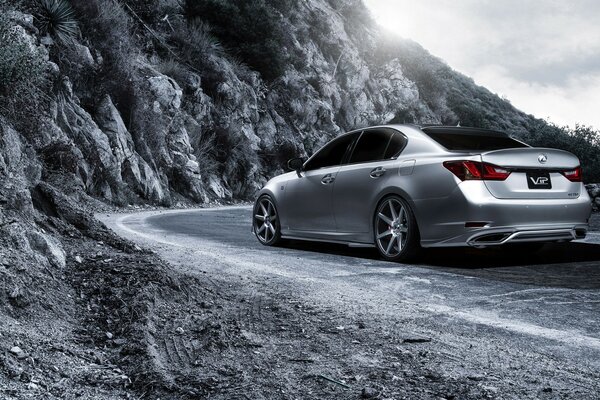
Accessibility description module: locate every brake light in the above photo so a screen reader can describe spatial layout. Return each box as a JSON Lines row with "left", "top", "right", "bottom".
{"left": 561, "top": 167, "right": 582, "bottom": 182}
{"left": 443, "top": 161, "right": 511, "bottom": 181}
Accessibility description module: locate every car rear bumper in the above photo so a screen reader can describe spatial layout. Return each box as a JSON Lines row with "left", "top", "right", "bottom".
{"left": 416, "top": 181, "right": 592, "bottom": 248}
{"left": 431, "top": 224, "right": 588, "bottom": 248}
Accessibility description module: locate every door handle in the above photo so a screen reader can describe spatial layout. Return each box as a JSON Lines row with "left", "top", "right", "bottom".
{"left": 370, "top": 167, "right": 387, "bottom": 178}
{"left": 321, "top": 174, "right": 335, "bottom": 184}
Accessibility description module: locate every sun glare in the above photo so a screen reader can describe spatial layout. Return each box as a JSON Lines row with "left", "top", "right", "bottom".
{"left": 364, "top": 0, "right": 416, "bottom": 39}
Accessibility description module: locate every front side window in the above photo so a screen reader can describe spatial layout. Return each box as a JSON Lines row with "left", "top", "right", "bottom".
{"left": 349, "top": 129, "right": 395, "bottom": 164}
{"left": 304, "top": 132, "right": 358, "bottom": 171}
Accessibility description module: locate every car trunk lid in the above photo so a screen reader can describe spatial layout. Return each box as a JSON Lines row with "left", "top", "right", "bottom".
{"left": 480, "top": 148, "right": 581, "bottom": 199}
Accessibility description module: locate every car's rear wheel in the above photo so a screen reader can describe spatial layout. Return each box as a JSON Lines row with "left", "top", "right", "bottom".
{"left": 374, "top": 196, "right": 420, "bottom": 262}
{"left": 253, "top": 195, "right": 283, "bottom": 246}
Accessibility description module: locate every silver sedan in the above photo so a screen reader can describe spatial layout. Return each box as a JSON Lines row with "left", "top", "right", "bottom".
{"left": 253, "top": 125, "right": 591, "bottom": 261}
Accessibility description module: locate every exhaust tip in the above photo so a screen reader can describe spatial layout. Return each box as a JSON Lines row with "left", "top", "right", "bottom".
{"left": 473, "top": 233, "right": 510, "bottom": 243}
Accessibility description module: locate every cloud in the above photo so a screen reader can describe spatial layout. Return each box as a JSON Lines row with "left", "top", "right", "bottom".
{"left": 364, "top": 0, "right": 600, "bottom": 129}
{"left": 473, "top": 66, "right": 600, "bottom": 128}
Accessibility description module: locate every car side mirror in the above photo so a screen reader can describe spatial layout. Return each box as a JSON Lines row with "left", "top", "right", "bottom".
{"left": 287, "top": 157, "right": 304, "bottom": 177}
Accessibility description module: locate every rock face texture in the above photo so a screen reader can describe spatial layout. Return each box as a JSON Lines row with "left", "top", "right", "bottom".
{"left": 0, "top": 120, "right": 65, "bottom": 285}
{"left": 0, "top": 1, "right": 554, "bottom": 209}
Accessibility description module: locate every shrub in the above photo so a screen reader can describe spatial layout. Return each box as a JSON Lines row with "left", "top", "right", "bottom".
{"left": 189, "top": 125, "right": 219, "bottom": 179}
{"left": 228, "top": 56, "right": 255, "bottom": 84}
{"left": 169, "top": 20, "right": 223, "bottom": 63}
{"left": 167, "top": 20, "right": 225, "bottom": 95}
{"left": 156, "top": 58, "right": 189, "bottom": 86}
{"left": 181, "top": 0, "right": 289, "bottom": 80}
{"left": 212, "top": 126, "right": 260, "bottom": 197}
{"left": 69, "top": 0, "right": 138, "bottom": 119}
{"left": 32, "top": 0, "right": 79, "bottom": 43}
{"left": 0, "top": 16, "right": 45, "bottom": 94}
{"left": 127, "top": 96, "right": 167, "bottom": 168}
{"left": 0, "top": 5, "right": 49, "bottom": 133}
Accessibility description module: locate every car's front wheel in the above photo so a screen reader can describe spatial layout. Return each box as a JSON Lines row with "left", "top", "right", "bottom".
{"left": 374, "top": 196, "right": 421, "bottom": 262}
{"left": 253, "top": 195, "right": 283, "bottom": 246}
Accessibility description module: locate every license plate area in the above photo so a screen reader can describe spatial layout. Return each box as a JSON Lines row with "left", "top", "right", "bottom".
{"left": 526, "top": 171, "right": 552, "bottom": 189}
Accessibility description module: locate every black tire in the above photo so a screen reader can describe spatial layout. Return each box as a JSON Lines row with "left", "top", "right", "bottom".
{"left": 373, "top": 195, "right": 421, "bottom": 262}
{"left": 253, "top": 195, "right": 283, "bottom": 246}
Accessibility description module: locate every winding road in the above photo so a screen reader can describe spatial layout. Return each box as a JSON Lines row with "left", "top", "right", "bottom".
{"left": 99, "top": 207, "right": 600, "bottom": 397}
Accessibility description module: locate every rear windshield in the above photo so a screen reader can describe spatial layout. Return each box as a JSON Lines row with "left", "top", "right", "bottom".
{"left": 423, "top": 129, "right": 528, "bottom": 151}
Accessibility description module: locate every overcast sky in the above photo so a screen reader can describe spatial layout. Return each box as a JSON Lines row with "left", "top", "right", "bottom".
{"left": 364, "top": 0, "right": 600, "bottom": 129}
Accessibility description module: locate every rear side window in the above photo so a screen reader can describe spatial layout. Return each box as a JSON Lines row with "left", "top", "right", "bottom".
{"left": 423, "top": 129, "right": 528, "bottom": 151}
{"left": 349, "top": 129, "right": 394, "bottom": 164}
{"left": 304, "top": 132, "right": 357, "bottom": 171}
{"left": 384, "top": 132, "right": 407, "bottom": 158}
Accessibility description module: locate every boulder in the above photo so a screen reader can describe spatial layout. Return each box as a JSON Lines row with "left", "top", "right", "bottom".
{"left": 148, "top": 75, "right": 182, "bottom": 111}
{"left": 26, "top": 231, "right": 66, "bottom": 269}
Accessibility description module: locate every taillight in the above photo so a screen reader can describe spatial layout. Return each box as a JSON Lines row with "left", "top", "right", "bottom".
{"left": 481, "top": 163, "right": 511, "bottom": 180}
{"left": 443, "top": 161, "right": 511, "bottom": 181}
{"left": 443, "top": 160, "right": 482, "bottom": 180}
{"left": 561, "top": 167, "right": 582, "bottom": 182}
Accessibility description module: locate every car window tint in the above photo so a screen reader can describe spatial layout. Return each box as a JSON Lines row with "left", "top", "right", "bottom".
{"left": 304, "top": 132, "right": 357, "bottom": 171}
{"left": 422, "top": 128, "right": 528, "bottom": 151}
{"left": 349, "top": 130, "right": 393, "bottom": 164}
{"left": 384, "top": 132, "right": 407, "bottom": 158}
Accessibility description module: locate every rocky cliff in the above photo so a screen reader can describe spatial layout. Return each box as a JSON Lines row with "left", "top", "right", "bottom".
{"left": 1, "top": 0, "right": 599, "bottom": 271}
{"left": 3, "top": 0, "right": 584, "bottom": 212}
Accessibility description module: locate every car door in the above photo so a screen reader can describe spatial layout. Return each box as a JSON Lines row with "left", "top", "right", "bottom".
{"left": 284, "top": 132, "right": 359, "bottom": 233}
{"left": 332, "top": 128, "right": 408, "bottom": 234}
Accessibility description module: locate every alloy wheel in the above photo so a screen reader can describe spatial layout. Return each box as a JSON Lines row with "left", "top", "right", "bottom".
{"left": 254, "top": 197, "right": 279, "bottom": 244}
{"left": 375, "top": 198, "right": 409, "bottom": 257}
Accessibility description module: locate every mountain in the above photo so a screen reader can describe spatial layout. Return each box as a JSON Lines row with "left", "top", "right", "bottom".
{"left": 2, "top": 0, "right": 599, "bottom": 211}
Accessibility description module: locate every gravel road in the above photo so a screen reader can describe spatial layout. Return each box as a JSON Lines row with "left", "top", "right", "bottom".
{"left": 99, "top": 207, "right": 600, "bottom": 399}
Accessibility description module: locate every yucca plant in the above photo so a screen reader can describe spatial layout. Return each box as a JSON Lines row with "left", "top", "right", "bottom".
{"left": 33, "top": 0, "right": 79, "bottom": 43}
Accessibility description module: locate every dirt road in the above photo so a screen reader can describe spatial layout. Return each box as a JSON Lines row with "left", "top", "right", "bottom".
{"left": 99, "top": 207, "right": 600, "bottom": 399}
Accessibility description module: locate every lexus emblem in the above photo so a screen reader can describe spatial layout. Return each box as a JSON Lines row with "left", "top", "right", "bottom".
{"left": 538, "top": 154, "right": 548, "bottom": 164}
